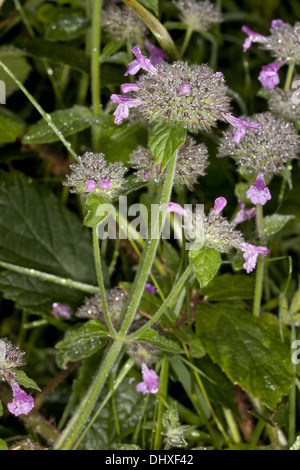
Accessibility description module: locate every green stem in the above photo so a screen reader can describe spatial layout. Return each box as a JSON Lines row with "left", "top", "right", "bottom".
{"left": 74, "top": 357, "right": 135, "bottom": 449}
{"left": 119, "top": 151, "right": 178, "bottom": 337}
{"left": 53, "top": 339, "right": 123, "bottom": 450}
{"left": 0, "top": 260, "right": 99, "bottom": 294}
{"left": 92, "top": 227, "right": 115, "bottom": 334}
{"left": 180, "top": 26, "right": 193, "bottom": 58}
{"left": 284, "top": 62, "right": 295, "bottom": 93}
{"left": 0, "top": 60, "right": 78, "bottom": 160}
{"left": 127, "top": 264, "right": 192, "bottom": 340}
{"left": 91, "top": 0, "right": 102, "bottom": 152}
{"left": 153, "top": 358, "right": 169, "bottom": 450}
{"left": 253, "top": 203, "right": 265, "bottom": 318}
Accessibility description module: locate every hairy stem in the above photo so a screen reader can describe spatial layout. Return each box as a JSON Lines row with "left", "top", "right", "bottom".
{"left": 92, "top": 226, "right": 115, "bottom": 334}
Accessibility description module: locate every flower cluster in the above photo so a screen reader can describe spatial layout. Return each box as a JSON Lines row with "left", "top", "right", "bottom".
{"left": 111, "top": 46, "right": 260, "bottom": 140}
{"left": 64, "top": 152, "right": 127, "bottom": 200}
{"left": 268, "top": 84, "right": 300, "bottom": 123}
{"left": 217, "top": 112, "right": 299, "bottom": 177}
{"left": 76, "top": 287, "right": 128, "bottom": 325}
{"left": 129, "top": 136, "right": 209, "bottom": 189}
{"left": 102, "top": 4, "right": 147, "bottom": 44}
{"left": 174, "top": 0, "right": 222, "bottom": 33}
{"left": 0, "top": 338, "right": 34, "bottom": 417}
{"left": 166, "top": 198, "right": 269, "bottom": 273}
{"left": 242, "top": 20, "right": 300, "bottom": 89}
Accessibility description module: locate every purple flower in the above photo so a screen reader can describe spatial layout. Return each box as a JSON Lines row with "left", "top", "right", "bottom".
{"left": 166, "top": 202, "right": 188, "bottom": 217}
{"left": 51, "top": 302, "right": 72, "bottom": 320}
{"left": 124, "top": 45, "right": 157, "bottom": 76}
{"left": 136, "top": 364, "right": 159, "bottom": 395}
{"left": 179, "top": 84, "right": 191, "bottom": 95}
{"left": 213, "top": 197, "right": 227, "bottom": 214}
{"left": 145, "top": 283, "right": 156, "bottom": 295}
{"left": 100, "top": 179, "right": 112, "bottom": 190}
{"left": 242, "top": 25, "right": 267, "bottom": 52}
{"left": 246, "top": 174, "right": 272, "bottom": 205}
{"left": 232, "top": 199, "right": 256, "bottom": 225}
{"left": 121, "top": 83, "right": 140, "bottom": 93}
{"left": 144, "top": 40, "right": 168, "bottom": 66}
{"left": 258, "top": 62, "right": 280, "bottom": 89}
{"left": 271, "top": 19, "right": 285, "bottom": 28}
{"left": 85, "top": 180, "right": 97, "bottom": 193}
{"left": 240, "top": 242, "right": 269, "bottom": 273}
{"left": 224, "top": 114, "right": 261, "bottom": 143}
{"left": 110, "top": 94, "right": 141, "bottom": 124}
{"left": 7, "top": 382, "right": 34, "bottom": 417}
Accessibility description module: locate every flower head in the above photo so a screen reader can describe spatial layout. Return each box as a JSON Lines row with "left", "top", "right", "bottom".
{"left": 166, "top": 200, "right": 268, "bottom": 274}
{"left": 258, "top": 62, "right": 281, "bottom": 89}
{"left": 51, "top": 302, "right": 72, "bottom": 320}
{"left": 268, "top": 83, "right": 300, "bottom": 123}
{"left": 136, "top": 363, "right": 159, "bottom": 395}
{"left": 240, "top": 243, "right": 269, "bottom": 273}
{"left": 118, "top": 58, "right": 231, "bottom": 133}
{"left": 174, "top": 0, "right": 222, "bottom": 33}
{"left": 261, "top": 21, "right": 300, "bottom": 65}
{"left": 129, "top": 137, "right": 209, "bottom": 189}
{"left": 0, "top": 338, "right": 25, "bottom": 370}
{"left": 246, "top": 174, "right": 272, "bottom": 206}
{"left": 64, "top": 152, "right": 127, "bottom": 200}
{"left": 7, "top": 382, "right": 34, "bottom": 417}
{"left": 144, "top": 40, "right": 168, "bottom": 66}
{"left": 76, "top": 288, "right": 128, "bottom": 324}
{"left": 102, "top": 4, "right": 147, "bottom": 43}
{"left": 218, "top": 112, "right": 300, "bottom": 177}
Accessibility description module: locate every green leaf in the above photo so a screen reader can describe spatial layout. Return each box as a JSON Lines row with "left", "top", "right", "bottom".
{"left": 148, "top": 123, "right": 187, "bottom": 171}
{"left": 0, "top": 439, "right": 7, "bottom": 451}
{"left": 24, "top": 39, "right": 89, "bottom": 73}
{"left": 202, "top": 273, "right": 255, "bottom": 301}
{"left": 0, "top": 400, "right": 3, "bottom": 417}
{"left": 55, "top": 320, "right": 109, "bottom": 369}
{"left": 0, "top": 46, "right": 31, "bottom": 96}
{"left": 22, "top": 105, "right": 93, "bottom": 144}
{"left": 189, "top": 247, "right": 221, "bottom": 288}
{"left": 0, "top": 114, "right": 24, "bottom": 145}
{"left": 172, "top": 324, "right": 205, "bottom": 358}
{"left": 14, "top": 370, "right": 41, "bottom": 391}
{"left": 84, "top": 195, "right": 112, "bottom": 228}
{"left": 99, "top": 40, "right": 125, "bottom": 64}
{"left": 138, "top": 0, "right": 159, "bottom": 15}
{"left": 196, "top": 302, "right": 294, "bottom": 409}
{"left": 0, "top": 170, "right": 96, "bottom": 314}
{"left": 45, "top": 11, "right": 90, "bottom": 41}
{"left": 137, "top": 328, "right": 182, "bottom": 354}
{"left": 263, "top": 214, "right": 295, "bottom": 237}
